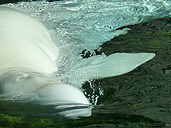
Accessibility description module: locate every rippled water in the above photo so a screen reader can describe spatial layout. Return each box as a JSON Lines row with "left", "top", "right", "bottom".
{"left": 0, "top": 0, "right": 171, "bottom": 127}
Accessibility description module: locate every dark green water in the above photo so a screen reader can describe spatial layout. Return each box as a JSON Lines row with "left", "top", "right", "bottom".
{"left": 0, "top": 0, "right": 171, "bottom": 127}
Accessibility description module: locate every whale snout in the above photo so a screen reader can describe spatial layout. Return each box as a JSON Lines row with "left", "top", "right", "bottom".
{"left": 34, "top": 83, "right": 92, "bottom": 118}
{"left": 35, "top": 83, "right": 90, "bottom": 106}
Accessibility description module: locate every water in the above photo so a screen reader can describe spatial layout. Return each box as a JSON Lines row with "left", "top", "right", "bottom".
{"left": 0, "top": 0, "right": 171, "bottom": 127}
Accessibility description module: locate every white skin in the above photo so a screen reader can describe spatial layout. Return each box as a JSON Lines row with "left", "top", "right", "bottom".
{"left": 0, "top": 7, "right": 58, "bottom": 74}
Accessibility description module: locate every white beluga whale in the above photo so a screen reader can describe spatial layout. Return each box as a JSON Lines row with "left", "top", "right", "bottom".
{"left": 0, "top": 7, "right": 91, "bottom": 118}
{"left": 1, "top": 0, "right": 170, "bottom": 118}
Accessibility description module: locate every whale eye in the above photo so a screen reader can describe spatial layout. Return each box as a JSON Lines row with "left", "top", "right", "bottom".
{"left": 15, "top": 73, "right": 29, "bottom": 82}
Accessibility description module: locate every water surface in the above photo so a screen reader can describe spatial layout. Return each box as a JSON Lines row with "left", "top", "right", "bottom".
{"left": 0, "top": 0, "right": 171, "bottom": 127}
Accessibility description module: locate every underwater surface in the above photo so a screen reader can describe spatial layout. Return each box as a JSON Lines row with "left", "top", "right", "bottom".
{"left": 0, "top": 0, "right": 171, "bottom": 127}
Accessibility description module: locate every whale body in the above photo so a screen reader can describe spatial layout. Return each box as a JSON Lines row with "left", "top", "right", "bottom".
{"left": 0, "top": 7, "right": 155, "bottom": 118}
{"left": 0, "top": 7, "right": 59, "bottom": 74}
{"left": 0, "top": 7, "right": 91, "bottom": 118}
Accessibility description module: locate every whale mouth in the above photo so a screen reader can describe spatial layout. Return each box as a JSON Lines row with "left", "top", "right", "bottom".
{"left": 55, "top": 104, "right": 93, "bottom": 119}
{"left": 34, "top": 99, "right": 93, "bottom": 118}
{"left": 42, "top": 102, "right": 93, "bottom": 119}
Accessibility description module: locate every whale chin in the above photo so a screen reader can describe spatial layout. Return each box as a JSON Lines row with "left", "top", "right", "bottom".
{"left": 0, "top": 69, "right": 92, "bottom": 118}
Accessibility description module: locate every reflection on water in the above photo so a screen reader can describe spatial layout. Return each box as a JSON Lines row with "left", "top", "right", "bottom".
{"left": 0, "top": 0, "right": 171, "bottom": 127}
{"left": 0, "top": 99, "right": 168, "bottom": 127}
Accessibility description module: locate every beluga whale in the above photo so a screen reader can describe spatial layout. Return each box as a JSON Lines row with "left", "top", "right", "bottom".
{"left": 0, "top": 0, "right": 170, "bottom": 118}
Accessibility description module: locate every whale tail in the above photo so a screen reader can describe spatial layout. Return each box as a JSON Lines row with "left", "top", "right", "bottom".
{"left": 70, "top": 53, "right": 155, "bottom": 83}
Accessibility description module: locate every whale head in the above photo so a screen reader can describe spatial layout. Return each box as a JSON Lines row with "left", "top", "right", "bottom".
{"left": 0, "top": 69, "right": 91, "bottom": 118}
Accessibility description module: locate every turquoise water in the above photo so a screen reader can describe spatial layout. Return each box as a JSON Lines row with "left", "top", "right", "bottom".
{"left": 0, "top": 0, "right": 171, "bottom": 127}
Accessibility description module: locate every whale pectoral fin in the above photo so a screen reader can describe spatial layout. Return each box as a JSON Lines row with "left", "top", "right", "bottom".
{"left": 84, "top": 53, "right": 155, "bottom": 80}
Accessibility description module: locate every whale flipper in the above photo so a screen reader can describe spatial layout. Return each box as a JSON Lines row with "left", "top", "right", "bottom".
{"left": 70, "top": 53, "right": 155, "bottom": 83}
{"left": 88, "top": 53, "right": 155, "bottom": 79}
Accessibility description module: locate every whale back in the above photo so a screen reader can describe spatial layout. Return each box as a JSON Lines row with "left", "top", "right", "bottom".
{"left": 0, "top": 7, "right": 59, "bottom": 74}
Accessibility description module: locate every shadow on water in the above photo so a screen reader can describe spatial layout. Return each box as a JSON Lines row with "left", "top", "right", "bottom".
{"left": 0, "top": 0, "right": 171, "bottom": 127}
